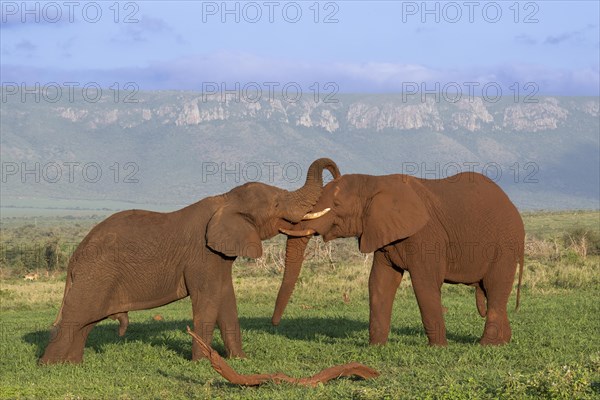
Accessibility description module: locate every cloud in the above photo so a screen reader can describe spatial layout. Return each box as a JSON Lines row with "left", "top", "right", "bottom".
{"left": 415, "top": 27, "right": 436, "bottom": 34}
{"left": 57, "top": 36, "right": 76, "bottom": 58}
{"left": 515, "top": 34, "right": 537, "bottom": 45}
{"left": 544, "top": 32, "right": 578, "bottom": 45}
{"left": 112, "top": 16, "right": 185, "bottom": 44}
{"left": 544, "top": 24, "right": 597, "bottom": 45}
{"left": 15, "top": 40, "right": 37, "bottom": 52}
{"left": 2, "top": 52, "right": 598, "bottom": 95}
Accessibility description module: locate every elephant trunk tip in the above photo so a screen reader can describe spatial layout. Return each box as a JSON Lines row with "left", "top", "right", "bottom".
{"left": 272, "top": 300, "right": 288, "bottom": 327}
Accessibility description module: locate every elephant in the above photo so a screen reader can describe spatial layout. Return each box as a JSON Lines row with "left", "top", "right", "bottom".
{"left": 39, "top": 158, "right": 340, "bottom": 364}
{"left": 273, "top": 172, "right": 524, "bottom": 346}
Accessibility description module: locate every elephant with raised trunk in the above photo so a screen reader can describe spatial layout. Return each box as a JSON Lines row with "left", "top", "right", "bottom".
{"left": 274, "top": 172, "right": 524, "bottom": 346}
{"left": 40, "top": 158, "right": 340, "bottom": 364}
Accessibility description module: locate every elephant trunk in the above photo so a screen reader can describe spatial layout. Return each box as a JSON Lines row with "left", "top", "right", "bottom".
{"left": 273, "top": 158, "right": 340, "bottom": 326}
{"left": 281, "top": 158, "right": 340, "bottom": 223}
{"left": 272, "top": 236, "right": 311, "bottom": 326}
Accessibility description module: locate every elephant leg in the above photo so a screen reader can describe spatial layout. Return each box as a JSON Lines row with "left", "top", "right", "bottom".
{"left": 189, "top": 296, "right": 220, "bottom": 360}
{"left": 185, "top": 263, "right": 225, "bottom": 361}
{"left": 40, "top": 281, "right": 107, "bottom": 364}
{"left": 368, "top": 251, "right": 404, "bottom": 345}
{"left": 216, "top": 266, "right": 246, "bottom": 358}
{"left": 473, "top": 282, "right": 487, "bottom": 318}
{"left": 480, "top": 261, "right": 515, "bottom": 345}
{"left": 40, "top": 317, "right": 99, "bottom": 364}
{"left": 410, "top": 271, "right": 447, "bottom": 346}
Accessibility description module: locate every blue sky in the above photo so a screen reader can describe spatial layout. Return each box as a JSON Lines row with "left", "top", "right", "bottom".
{"left": 1, "top": 1, "right": 599, "bottom": 95}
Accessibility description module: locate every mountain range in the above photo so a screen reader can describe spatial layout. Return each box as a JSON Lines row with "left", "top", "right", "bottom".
{"left": 1, "top": 90, "right": 598, "bottom": 211}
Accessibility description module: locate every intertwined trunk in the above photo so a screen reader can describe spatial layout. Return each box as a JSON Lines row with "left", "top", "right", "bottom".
{"left": 273, "top": 158, "right": 340, "bottom": 325}
{"left": 271, "top": 236, "right": 310, "bottom": 325}
{"left": 280, "top": 158, "right": 339, "bottom": 222}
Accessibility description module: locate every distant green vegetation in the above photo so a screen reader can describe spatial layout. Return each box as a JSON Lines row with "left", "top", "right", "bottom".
{"left": 2, "top": 210, "right": 599, "bottom": 281}
{"left": 522, "top": 210, "right": 600, "bottom": 239}
{"left": 0, "top": 198, "right": 177, "bottom": 217}
{"left": 0, "top": 211, "right": 599, "bottom": 398}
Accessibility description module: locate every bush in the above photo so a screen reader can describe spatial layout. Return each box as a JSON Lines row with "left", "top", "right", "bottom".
{"left": 562, "top": 228, "right": 600, "bottom": 257}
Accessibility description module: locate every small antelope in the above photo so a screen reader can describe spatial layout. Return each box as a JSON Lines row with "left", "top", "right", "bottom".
{"left": 24, "top": 272, "right": 39, "bottom": 281}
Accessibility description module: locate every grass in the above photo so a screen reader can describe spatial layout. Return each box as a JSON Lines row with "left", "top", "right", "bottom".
{"left": 521, "top": 210, "right": 600, "bottom": 240}
{"left": 1, "top": 210, "right": 599, "bottom": 399}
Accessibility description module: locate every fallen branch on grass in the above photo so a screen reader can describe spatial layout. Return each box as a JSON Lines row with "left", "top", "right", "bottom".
{"left": 186, "top": 326, "right": 380, "bottom": 387}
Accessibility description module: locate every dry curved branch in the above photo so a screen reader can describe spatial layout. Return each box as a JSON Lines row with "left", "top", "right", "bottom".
{"left": 186, "top": 326, "right": 380, "bottom": 387}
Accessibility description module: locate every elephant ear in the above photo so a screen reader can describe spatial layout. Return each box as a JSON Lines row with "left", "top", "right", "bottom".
{"left": 359, "top": 183, "right": 430, "bottom": 254}
{"left": 206, "top": 207, "right": 262, "bottom": 258}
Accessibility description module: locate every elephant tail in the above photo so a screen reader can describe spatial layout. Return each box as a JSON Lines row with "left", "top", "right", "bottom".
{"left": 515, "top": 247, "right": 524, "bottom": 311}
{"left": 475, "top": 284, "right": 487, "bottom": 318}
{"left": 109, "top": 312, "right": 130, "bottom": 336}
{"left": 52, "top": 270, "right": 73, "bottom": 326}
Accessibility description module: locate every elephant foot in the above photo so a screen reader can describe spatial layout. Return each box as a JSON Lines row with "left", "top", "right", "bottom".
{"left": 368, "top": 338, "right": 389, "bottom": 346}
{"left": 192, "top": 353, "right": 208, "bottom": 361}
{"left": 424, "top": 323, "right": 447, "bottom": 346}
{"left": 39, "top": 353, "right": 83, "bottom": 365}
{"left": 39, "top": 340, "right": 85, "bottom": 365}
{"left": 479, "top": 334, "right": 511, "bottom": 346}
{"left": 368, "top": 329, "right": 390, "bottom": 345}
{"left": 227, "top": 349, "right": 247, "bottom": 359}
{"left": 479, "top": 337, "right": 510, "bottom": 346}
{"left": 427, "top": 339, "right": 448, "bottom": 346}
{"left": 480, "top": 318, "right": 511, "bottom": 345}
{"left": 192, "top": 348, "right": 246, "bottom": 361}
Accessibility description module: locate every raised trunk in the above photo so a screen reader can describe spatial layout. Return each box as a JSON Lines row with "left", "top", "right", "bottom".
{"left": 273, "top": 158, "right": 340, "bottom": 326}
{"left": 271, "top": 236, "right": 310, "bottom": 326}
{"left": 281, "top": 158, "right": 340, "bottom": 222}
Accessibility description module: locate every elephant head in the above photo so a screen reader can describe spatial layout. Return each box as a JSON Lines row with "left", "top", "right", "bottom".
{"left": 205, "top": 158, "right": 341, "bottom": 259}
{"left": 272, "top": 174, "right": 430, "bottom": 325}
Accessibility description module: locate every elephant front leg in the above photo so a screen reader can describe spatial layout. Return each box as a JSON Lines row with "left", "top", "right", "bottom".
{"left": 368, "top": 251, "right": 404, "bottom": 345}
{"left": 40, "top": 283, "right": 106, "bottom": 364}
{"left": 410, "top": 272, "right": 447, "bottom": 346}
{"left": 186, "top": 268, "right": 223, "bottom": 361}
{"left": 189, "top": 293, "right": 220, "bottom": 361}
{"left": 216, "top": 268, "right": 246, "bottom": 358}
{"left": 40, "top": 321, "right": 97, "bottom": 364}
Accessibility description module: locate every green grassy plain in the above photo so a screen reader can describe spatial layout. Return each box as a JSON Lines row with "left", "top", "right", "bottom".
{"left": 1, "top": 211, "right": 599, "bottom": 399}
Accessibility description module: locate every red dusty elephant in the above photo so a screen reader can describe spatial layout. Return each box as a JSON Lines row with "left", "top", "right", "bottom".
{"left": 274, "top": 172, "right": 524, "bottom": 346}
{"left": 40, "top": 158, "right": 340, "bottom": 364}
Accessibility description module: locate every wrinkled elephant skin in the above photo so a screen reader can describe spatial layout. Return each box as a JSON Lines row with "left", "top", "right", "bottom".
{"left": 274, "top": 172, "right": 524, "bottom": 347}
{"left": 40, "top": 158, "right": 340, "bottom": 364}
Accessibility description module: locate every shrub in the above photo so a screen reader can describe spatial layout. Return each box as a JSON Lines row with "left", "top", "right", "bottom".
{"left": 562, "top": 228, "right": 600, "bottom": 257}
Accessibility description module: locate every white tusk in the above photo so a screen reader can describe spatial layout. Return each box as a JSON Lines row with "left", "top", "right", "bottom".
{"left": 302, "top": 208, "right": 331, "bottom": 220}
